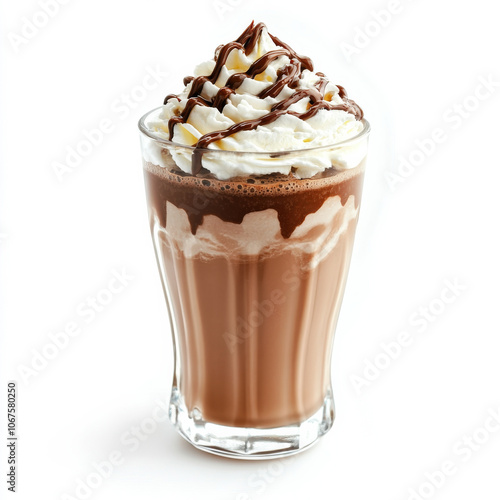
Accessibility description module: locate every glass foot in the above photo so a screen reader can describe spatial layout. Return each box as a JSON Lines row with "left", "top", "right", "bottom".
{"left": 168, "top": 387, "right": 335, "bottom": 460}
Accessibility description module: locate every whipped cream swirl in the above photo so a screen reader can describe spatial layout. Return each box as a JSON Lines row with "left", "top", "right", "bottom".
{"left": 144, "top": 21, "right": 366, "bottom": 180}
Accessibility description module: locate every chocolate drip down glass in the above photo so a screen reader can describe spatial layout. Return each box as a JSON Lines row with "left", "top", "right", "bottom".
{"left": 139, "top": 109, "right": 370, "bottom": 459}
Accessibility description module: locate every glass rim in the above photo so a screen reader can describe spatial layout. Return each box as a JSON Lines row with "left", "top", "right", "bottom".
{"left": 138, "top": 106, "right": 370, "bottom": 156}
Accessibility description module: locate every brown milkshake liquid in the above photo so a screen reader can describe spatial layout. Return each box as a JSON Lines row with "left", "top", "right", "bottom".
{"left": 144, "top": 158, "right": 364, "bottom": 427}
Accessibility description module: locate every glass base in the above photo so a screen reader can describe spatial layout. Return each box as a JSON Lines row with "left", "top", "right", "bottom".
{"left": 168, "top": 387, "right": 335, "bottom": 460}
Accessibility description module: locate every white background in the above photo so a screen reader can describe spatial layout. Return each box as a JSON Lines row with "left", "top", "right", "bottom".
{"left": 1, "top": 0, "right": 499, "bottom": 499}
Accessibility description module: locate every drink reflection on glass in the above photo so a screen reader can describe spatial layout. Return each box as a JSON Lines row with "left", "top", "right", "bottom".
{"left": 138, "top": 21, "right": 370, "bottom": 459}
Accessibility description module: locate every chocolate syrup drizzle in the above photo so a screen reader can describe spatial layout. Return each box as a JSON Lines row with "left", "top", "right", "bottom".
{"left": 163, "top": 21, "right": 364, "bottom": 175}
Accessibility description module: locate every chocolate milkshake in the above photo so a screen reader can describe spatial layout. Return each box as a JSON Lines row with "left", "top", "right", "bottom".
{"left": 139, "top": 21, "right": 369, "bottom": 458}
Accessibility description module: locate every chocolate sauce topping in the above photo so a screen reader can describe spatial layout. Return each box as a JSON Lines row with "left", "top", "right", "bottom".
{"left": 163, "top": 94, "right": 180, "bottom": 105}
{"left": 162, "top": 21, "right": 364, "bottom": 176}
{"left": 336, "top": 84, "right": 347, "bottom": 99}
{"left": 236, "top": 21, "right": 266, "bottom": 54}
{"left": 267, "top": 32, "right": 314, "bottom": 73}
{"left": 259, "top": 61, "right": 301, "bottom": 99}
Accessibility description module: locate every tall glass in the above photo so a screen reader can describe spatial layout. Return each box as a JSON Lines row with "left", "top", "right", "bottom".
{"left": 139, "top": 108, "right": 370, "bottom": 459}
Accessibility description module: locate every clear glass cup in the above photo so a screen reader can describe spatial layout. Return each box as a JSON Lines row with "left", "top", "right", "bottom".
{"left": 139, "top": 108, "right": 370, "bottom": 459}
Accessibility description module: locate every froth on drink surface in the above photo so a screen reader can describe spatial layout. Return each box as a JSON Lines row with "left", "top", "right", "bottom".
{"left": 143, "top": 156, "right": 365, "bottom": 239}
